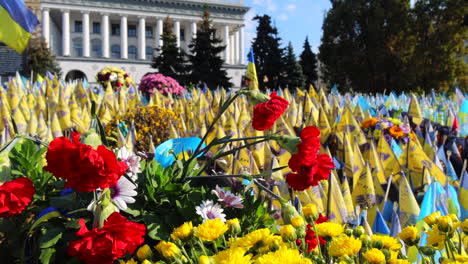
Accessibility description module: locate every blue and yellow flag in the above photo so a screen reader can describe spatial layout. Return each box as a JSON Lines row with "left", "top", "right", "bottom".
{"left": 0, "top": 0, "right": 39, "bottom": 53}
{"left": 245, "top": 48, "right": 259, "bottom": 91}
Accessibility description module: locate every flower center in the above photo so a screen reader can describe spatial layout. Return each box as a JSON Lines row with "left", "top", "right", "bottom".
{"left": 206, "top": 211, "right": 217, "bottom": 220}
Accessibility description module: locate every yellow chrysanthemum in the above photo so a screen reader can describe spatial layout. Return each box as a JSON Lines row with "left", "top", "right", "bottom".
{"left": 424, "top": 211, "right": 441, "bottom": 226}
{"left": 371, "top": 234, "right": 402, "bottom": 251}
{"left": 226, "top": 218, "right": 241, "bottom": 234}
{"left": 316, "top": 222, "right": 344, "bottom": 238}
{"left": 398, "top": 226, "right": 419, "bottom": 245}
{"left": 155, "top": 241, "right": 181, "bottom": 259}
{"left": 232, "top": 228, "right": 271, "bottom": 248}
{"left": 291, "top": 216, "right": 305, "bottom": 227}
{"left": 255, "top": 247, "right": 312, "bottom": 264}
{"left": 171, "top": 221, "right": 193, "bottom": 241}
{"left": 363, "top": 248, "right": 386, "bottom": 264}
{"left": 199, "top": 255, "right": 211, "bottom": 264}
{"left": 259, "top": 235, "right": 288, "bottom": 253}
{"left": 280, "top": 225, "right": 296, "bottom": 241}
{"left": 123, "top": 259, "right": 137, "bottom": 264}
{"left": 438, "top": 215, "right": 453, "bottom": 231}
{"left": 455, "top": 254, "right": 468, "bottom": 262}
{"left": 141, "top": 260, "right": 152, "bottom": 264}
{"left": 302, "top": 204, "right": 318, "bottom": 220}
{"left": 212, "top": 247, "right": 252, "bottom": 264}
{"left": 194, "top": 218, "right": 229, "bottom": 242}
{"left": 425, "top": 225, "right": 446, "bottom": 250}
{"left": 329, "top": 235, "right": 362, "bottom": 257}
{"left": 136, "top": 244, "right": 153, "bottom": 261}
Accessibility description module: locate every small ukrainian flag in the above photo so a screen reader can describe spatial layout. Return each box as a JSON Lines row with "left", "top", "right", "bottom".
{"left": 245, "top": 47, "right": 259, "bottom": 91}
{"left": 0, "top": 0, "right": 39, "bottom": 53}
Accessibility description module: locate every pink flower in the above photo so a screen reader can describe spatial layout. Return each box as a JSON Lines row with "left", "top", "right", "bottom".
{"left": 211, "top": 185, "right": 244, "bottom": 209}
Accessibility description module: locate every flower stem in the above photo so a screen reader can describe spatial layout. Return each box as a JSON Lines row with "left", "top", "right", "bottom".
{"left": 253, "top": 179, "right": 287, "bottom": 203}
{"left": 197, "top": 238, "right": 208, "bottom": 256}
{"left": 212, "top": 241, "right": 218, "bottom": 253}
{"left": 310, "top": 222, "right": 323, "bottom": 259}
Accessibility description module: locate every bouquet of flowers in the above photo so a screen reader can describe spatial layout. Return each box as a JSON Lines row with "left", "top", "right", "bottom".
{"left": 96, "top": 66, "right": 133, "bottom": 91}
{"left": 362, "top": 117, "right": 414, "bottom": 143}
{"left": 139, "top": 73, "right": 185, "bottom": 97}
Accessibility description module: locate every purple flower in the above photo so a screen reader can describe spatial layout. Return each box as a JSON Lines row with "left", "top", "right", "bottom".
{"left": 211, "top": 185, "right": 244, "bottom": 209}
{"left": 399, "top": 124, "right": 410, "bottom": 134}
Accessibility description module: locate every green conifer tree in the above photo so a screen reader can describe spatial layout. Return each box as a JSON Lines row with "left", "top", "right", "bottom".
{"left": 299, "top": 37, "right": 318, "bottom": 88}
{"left": 23, "top": 37, "right": 61, "bottom": 80}
{"left": 283, "top": 42, "right": 305, "bottom": 90}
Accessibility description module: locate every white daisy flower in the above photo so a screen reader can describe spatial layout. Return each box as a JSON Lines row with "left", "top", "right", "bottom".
{"left": 118, "top": 147, "right": 142, "bottom": 182}
{"left": 211, "top": 185, "right": 244, "bottom": 209}
{"left": 195, "top": 200, "right": 226, "bottom": 223}
{"left": 87, "top": 176, "right": 137, "bottom": 212}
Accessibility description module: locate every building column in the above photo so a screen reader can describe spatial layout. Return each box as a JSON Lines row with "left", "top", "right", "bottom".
{"left": 190, "top": 21, "right": 197, "bottom": 41}
{"left": 155, "top": 18, "right": 163, "bottom": 55}
{"left": 223, "top": 25, "right": 230, "bottom": 63}
{"left": 101, "top": 14, "right": 110, "bottom": 58}
{"left": 138, "top": 16, "right": 146, "bottom": 60}
{"left": 62, "top": 10, "right": 70, "bottom": 56}
{"left": 173, "top": 20, "right": 180, "bottom": 48}
{"left": 42, "top": 8, "right": 50, "bottom": 47}
{"left": 230, "top": 34, "right": 234, "bottom": 64}
{"left": 239, "top": 26, "right": 245, "bottom": 64}
{"left": 82, "top": 11, "right": 90, "bottom": 57}
{"left": 234, "top": 30, "right": 239, "bottom": 65}
{"left": 121, "top": 15, "right": 128, "bottom": 59}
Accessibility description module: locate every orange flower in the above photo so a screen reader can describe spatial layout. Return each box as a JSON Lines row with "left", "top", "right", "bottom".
{"left": 388, "top": 125, "right": 404, "bottom": 139}
{"left": 361, "top": 118, "right": 379, "bottom": 129}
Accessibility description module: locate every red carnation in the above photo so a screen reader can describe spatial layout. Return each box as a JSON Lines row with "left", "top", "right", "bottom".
{"left": 252, "top": 92, "right": 289, "bottom": 131}
{"left": 45, "top": 133, "right": 128, "bottom": 192}
{"left": 68, "top": 212, "right": 146, "bottom": 264}
{"left": 0, "top": 177, "right": 35, "bottom": 218}
{"left": 304, "top": 214, "right": 328, "bottom": 252}
{"left": 286, "top": 126, "right": 334, "bottom": 191}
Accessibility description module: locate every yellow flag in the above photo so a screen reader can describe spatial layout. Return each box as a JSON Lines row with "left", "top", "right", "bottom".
{"left": 408, "top": 93, "right": 423, "bottom": 125}
{"left": 336, "top": 106, "right": 367, "bottom": 145}
{"left": 50, "top": 112, "right": 63, "bottom": 138}
{"left": 341, "top": 177, "right": 356, "bottom": 223}
{"left": 37, "top": 112, "right": 47, "bottom": 140}
{"left": 328, "top": 172, "right": 347, "bottom": 224}
{"left": 103, "top": 83, "right": 116, "bottom": 114}
{"left": 352, "top": 164, "right": 376, "bottom": 209}
{"left": 308, "top": 84, "right": 318, "bottom": 101}
{"left": 399, "top": 175, "right": 420, "bottom": 227}
{"left": 352, "top": 141, "right": 366, "bottom": 188}
{"left": 27, "top": 110, "right": 38, "bottom": 135}
{"left": 12, "top": 108, "right": 27, "bottom": 134}
{"left": 57, "top": 93, "right": 72, "bottom": 130}
{"left": 367, "top": 141, "right": 387, "bottom": 184}
{"left": 377, "top": 135, "right": 402, "bottom": 178}
{"left": 407, "top": 139, "right": 447, "bottom": 186}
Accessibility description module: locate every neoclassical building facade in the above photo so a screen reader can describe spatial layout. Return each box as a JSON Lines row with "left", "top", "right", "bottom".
{"left": 28, "top": 0, "right": 249, "bottom": 86}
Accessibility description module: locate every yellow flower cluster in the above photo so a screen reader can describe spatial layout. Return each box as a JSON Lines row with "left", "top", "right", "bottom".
{"left": 328, "top": 235, "right": 362, "bottom": 257}
{"left": 194, "top": 218, "right": 229, "bottom": 242}
{"left": 170, "top": 221, "right": 193, "bottom": 241}
{"left": 363, "top": 248, "right": 386, "bottom": 264}
{"left": 96, "top": 66, "right": 134, "bottom": 90}
{"left": 315, "top": 222, "right": 345, "bottom": 238}
{"left": 371, "top": 234, "right": 402, "bottom": 251}
{"left": 105, "top": 105, "right": 183, "bottom": 152}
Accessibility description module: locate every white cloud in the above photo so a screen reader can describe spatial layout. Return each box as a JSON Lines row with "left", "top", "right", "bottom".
{"left": 286, "top": 4, "right": 296, "bottom": 11}
{"left": 244, "top": 8, "right": 258, "bottom": 54}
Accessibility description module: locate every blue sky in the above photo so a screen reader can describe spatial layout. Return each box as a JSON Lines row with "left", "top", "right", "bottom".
{"left": 243, "top": 0, "right": 332, "bottom": 57}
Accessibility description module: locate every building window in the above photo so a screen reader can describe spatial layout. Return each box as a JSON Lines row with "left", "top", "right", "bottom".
{"left": 73, "top": 38, "right": 83, "bottom": 56}
{"left": 128, "top": 25, "right": 137, "bottom": 37}
{"left": 111, "top": 24, "right": 120, "bottom": 36}
{"left": 75, "top": 21, "right": 83, "bottom": 33}
{"left": 93, "top": 22, "right": 101, "bottom": 34}
{"left": 111, "top": 45, "right": 120, "bottom": 59}
{"left": 145, "top": 26, "right": 153, "bottom": 38}
{"left": 91, "top": 39, "right": 102, "bottom": 57}
{"left": 146, "top": 46, "right": 153, "bottom": 59}
{"left": 128, "top": 45, "right": 137, "bottom": 60}
{"left": 180, "top": 28, "right": 185, "bottom": 41}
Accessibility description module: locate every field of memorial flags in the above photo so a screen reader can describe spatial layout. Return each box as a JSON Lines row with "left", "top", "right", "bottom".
{"left": 0, "top": 72, "right": 467, "bottom": 263}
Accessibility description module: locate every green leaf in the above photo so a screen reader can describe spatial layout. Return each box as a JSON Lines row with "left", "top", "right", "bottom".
{"left": 39, "top": 248, "right": 56, "bottom": 264}
{"left": 40, "top": 228, "right": 63, "bottom": 249}
{"left": 29, "top": 211, "right": 62, "bottom": 233}
{"left": 64, "top": 219, "right": 82, "bottom": 229}
{"left": 124, "top": 207, "right": 141, "bottom": 217}
{"left": 144, "top": 214, "right": 171, "bottom": 241}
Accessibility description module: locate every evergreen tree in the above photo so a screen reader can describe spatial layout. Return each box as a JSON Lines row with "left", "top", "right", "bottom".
{"left": 408, "top": 0, "right": 467, "bottom": 92}
{"left": 283, "top": 42, "right": 305, "bottom": 90}
{"left": 319, "top": 0, "right": 414, "bottom": 93}
{"left": 23, "top": 37, "right": 61, "bottom": 80}
{"left": 188, "top": 10, "right": 232, "bottom": 89}
{"left": 251, "top": 15, "right": 285, "bottom": 91}
{"left": 299, "top": 37, "right": 318, "bottom": 88}
{"left": 151, "top": 16, "right": 188, "bottom": 84}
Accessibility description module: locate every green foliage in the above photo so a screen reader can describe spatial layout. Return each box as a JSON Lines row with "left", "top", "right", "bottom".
{"left": 22, "top": 37, "right": 62, "bottom": 80}
{"left": 283, "top": 42, "right": 305, "bottom": 90}
{"left": 319, "top": 0, "right": 467, "bottom": 93}
{"left": 151, "top": 16, "right": 189, "bottom": 85}
{"left": 188, "top": 10, "right": 232, "bottom": 89}
{"left": 251, "top": 15, "right": 285, "bottom": 91}
{"left": 299, "top": 37, "right": 318, "bottom": 87}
